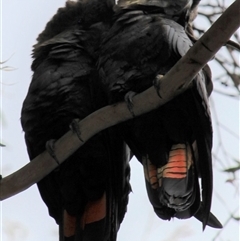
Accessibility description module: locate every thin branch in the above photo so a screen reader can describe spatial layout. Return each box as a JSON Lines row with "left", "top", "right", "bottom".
{"left": 226, "top": 40, "right": 240, "bottom": 51}
{"left": 0, "top": 0, "right": 240, "bottom": 201}
{"left": 213, "top": 89, "right": 240, "bottom": 98}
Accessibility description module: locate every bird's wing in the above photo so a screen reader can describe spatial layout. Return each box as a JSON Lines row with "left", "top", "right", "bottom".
{"left": 98, "top": 8, "right": 193, "bottom": 102}
{"left": 21, "top": 1, "right": 131, "bottom": 240}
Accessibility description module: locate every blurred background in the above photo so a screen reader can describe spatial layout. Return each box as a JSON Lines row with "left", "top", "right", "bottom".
{"left": 1, "top": 0, "right": 239, "bottom": 240}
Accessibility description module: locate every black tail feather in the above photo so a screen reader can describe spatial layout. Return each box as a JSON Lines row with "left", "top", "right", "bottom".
{"left": 190, "top": 73, "right": 214, "bottom": 230}
{"left": 194, "top": 205, "right": 223, "bottom": 229}
{"left": 59, "top": 210, "right": 108, "bottom": 241}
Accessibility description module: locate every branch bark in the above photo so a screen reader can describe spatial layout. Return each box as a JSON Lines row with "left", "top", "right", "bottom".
{"left": 0, "top": 0, "right": 239, "bottom": 201}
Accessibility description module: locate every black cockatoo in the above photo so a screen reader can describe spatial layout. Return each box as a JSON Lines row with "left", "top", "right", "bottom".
{"left": 21, "top": 1, "right": 131, "bottom": 240}
{"left": 98, "top": 0, "right": 222, "bottom": 230}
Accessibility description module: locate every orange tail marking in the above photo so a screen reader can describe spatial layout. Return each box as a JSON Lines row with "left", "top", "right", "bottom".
{"left": 163, "top": 144, "right": 187, "bottom": 179}
{"left": 81, "top": 192, "right": 106, "bottom": 229}
{"left": 143, "top": 156, "right": 158, "bottom": 189}
{"left": 64, "top": 210, "right": 77, "bottom": 237}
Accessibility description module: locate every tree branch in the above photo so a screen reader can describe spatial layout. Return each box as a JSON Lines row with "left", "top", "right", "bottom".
{"left": 0, "top": 0, "right": 239, "bottom": 201}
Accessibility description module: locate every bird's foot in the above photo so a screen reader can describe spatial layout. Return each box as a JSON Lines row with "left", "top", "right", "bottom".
{"left": 153, "top": 74, "right": 164, "bottom": 98}
{"left": 69, "top": 119, "right": 84, "bottom": 143}
{"left": 124, "top": 91, "right": 137, "bottom": 118}
{"left": 45, "top": 139, "right": 60, "bottom": 165}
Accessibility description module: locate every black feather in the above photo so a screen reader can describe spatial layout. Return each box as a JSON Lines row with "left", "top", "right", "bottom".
{"left": 21, "top": 1, "right": 131, "bottom": 240}
{"left": 98, "top": 2, "right": 221, "bottom": 229}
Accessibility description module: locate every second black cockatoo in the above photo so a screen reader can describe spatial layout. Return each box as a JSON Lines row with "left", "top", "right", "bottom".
{"left": 21, "top": 1, "right": 131, "bottom": 240}
{"left": 98, "top": 0, "right": 222, "bottom": 230}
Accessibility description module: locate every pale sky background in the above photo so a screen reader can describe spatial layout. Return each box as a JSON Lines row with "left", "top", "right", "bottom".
{"left": 0, "top": 1, "right": 239, "bottom": 241}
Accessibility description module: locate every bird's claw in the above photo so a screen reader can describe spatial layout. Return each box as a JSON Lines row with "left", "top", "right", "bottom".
{"left": 153, "top": 74, "right": 164, "bottom": 98}
{"left": 46, "top": 139, "right": 60, "bottom": 165}
{"left": 124, "top": 91, "right": 137, "bottom": 118}
{"left": 69, "top": 119, "right": 84, "bottom": 143}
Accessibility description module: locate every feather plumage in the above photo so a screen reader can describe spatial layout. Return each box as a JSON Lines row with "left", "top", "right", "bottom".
{"left": 21, "top": 1, "right": 222, "bottom": 240}
{"left": 21, "top": 1, "right": 131, "bottom": 240}
{"left": 98, "top": 1, "right": 221, "bottom": 230}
